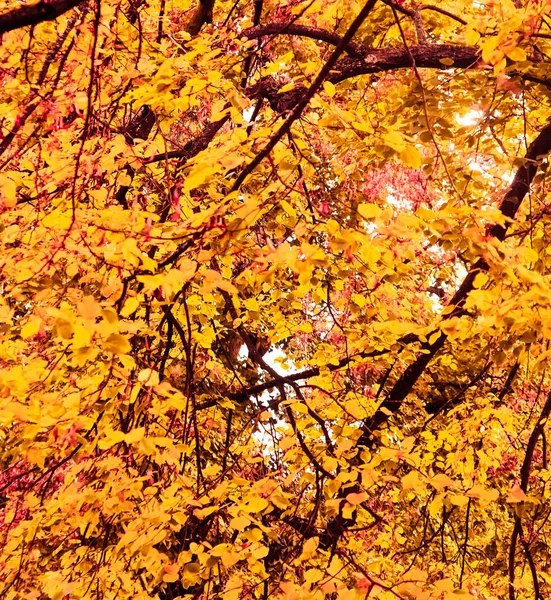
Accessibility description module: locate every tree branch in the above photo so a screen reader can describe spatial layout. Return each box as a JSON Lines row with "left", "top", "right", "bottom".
{"left": 231, "top": 0, "right": 379, "bottom": 191}
{"left": 359, "top": 121, "right": 551, "bottom": 444}
{"left": 0, "top": 0, "right": 84, "bottom": 34}
{"left": 243, "top": 23, "right": 367, "bottom": 58}
{"left": 419, "top": 4, "right": 467, "bottom": 26}
{"left": 184, "top": 0, "right": 216, "bottom": 36}
{"left": 508, "top": 390, "right": 551, "bottom": 600}
{"left": 246, "top": 43, "right": 481, "bottom": 112}
{"left": 142, "top": 114, "right": 229, "bottom": 164}
{"left": 196, "top": 333, "right": 420, "bottom": 410}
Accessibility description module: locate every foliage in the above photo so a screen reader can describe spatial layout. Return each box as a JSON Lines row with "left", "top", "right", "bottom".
{"left": 1, "top": 0, "right": 551, "bottom": 599}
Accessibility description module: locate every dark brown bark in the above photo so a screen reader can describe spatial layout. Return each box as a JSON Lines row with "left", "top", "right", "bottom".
{"left": 360, "top": 121, "right": 551, "bottom": 443}
{"left": 243, "top": 23, "right": 367, "bottom": 58}
{"left": 142, "top": 115, "right": 229, "bottom": 165}
{"left": 0, "top": 0, "right": 83, "bottom": 34}
{"left": 115, "top": 106, "right": 157, "bottom": 208}
{"left": 185, "top": 0, "right": 216, "bottom": 36}
{"left": 245, "top": 42, "right": 480, "bottom": 112}
{"left": 508, "top": 390, "right": 551, "bottom": 600}
{"left": 232, "top": 0, "right": 380, "bottom": 192}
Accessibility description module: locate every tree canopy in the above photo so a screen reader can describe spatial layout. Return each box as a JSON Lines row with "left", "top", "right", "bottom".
{"left": 2, "top": 0, "right": 551, "bottom": 599}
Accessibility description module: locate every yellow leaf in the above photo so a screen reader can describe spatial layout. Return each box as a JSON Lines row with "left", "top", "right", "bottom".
{"left": 352, "top": 121, "right": 372, "bottom": 133}
{"left": 125, "top": 427, "right": 145, "bottom": 444}
{"left": 345, "top": 399, "right": 365, "bottom": 420}
{"left": 103, "top": 333, "right": 131, "bottom": 354}
{"left": 183, "top": 164, "right": 219, "bottom": 192}
{"left": 0, "top": 174, "right": 17, "bottom": 208}
{"left": 245, "top": 497, "right": 269, "bottom": 513}
{"left": 279, "top": 82, "right": 296, "bottom": 93}
{"left": 162, "top": 564, "right": 180, "bottom": 583}
{"left": 428, "top": 473, "right": 455, "bottom": 491}
{"left": 507, "top": 484, "right": 527, "bottom": 503}
{"left": 304, "top": 568, "right": 323, "bottom": 584}
{"left": 302, "top": 537, "right": 319, "bottom": 557}
{"left": 229, "top": 514, "right": 250, "bottom": 530}
{"left": 136, "top": 274, "right": 164, "bottom": 292}
{"left": 270, "top": 489, "right": 290, "bottom": 510}
{"left": 138, "top": 368, "right": 160, "bottom": 387}
{"left": 465, "top": 26, "right": 480, "bottom": 46}
{"left": 433, "top": 578, "right": 454, "bottom": 593}
{"left": 467, "top": 484, "right": 499, "bottom": 505}
{"left": 449, "top": 590, "right": 476, "bottom": 600}
{"left": 101, "top": 308, "right": 118, "bottom": 323}
{"left": 118, "top": 172, "right": 132, "bottom": 187}
{"left": 280, "top": 199, "right": 296, "bottom": 218}
{"left": 400, "top": 146, "right": 422, "bottom": 169}
{"left": 359, "top": 244, "right": 381, "bottom": 265}
{"left": 449, "top": 494, "right": 469, "bottom": 507}
{"left": 21, "top": 317, "right": 41, "bottom": 339}
{"left": 98, "top": 429, "right": 126, "bottom": 450}
{"left": 352, "top": 293, "right": 367, "bottom": 308}
{"left": 383, "top": 131, "right": 406, "bottom": 152}
{"left": 120, "top": 297, "right": 140, "bottom": 317}
{"left": 55, "top": 318, "right": 74, "bottom": 340}
{"left": 323, "top": 81, "right": 336, "bottom": 97}
{"left": 358, "top": 203, "right": 381, "bottom": 219}
{"left": 401, "top": 471, "right": 423, "bottom": 491}
{"left": 244, "top": 297, "right": 260, "bottom": 312}
{"left": 78, "top": 295, "right": 102, "bottom": 321}
{"left": 42, "top": 209, "right": 72, "bottom": 229}
{"left": 252, "top": 545, "right": 269, "bottom": 560}
{"left": 346, "top": 491, "right": 367, "bottom": 505}
{"left": 524, "top": 247, "right": 538, "bottom": 264}
{"left": 73, "top": 323, "right": 91, "bottom": 349}
{"left": 473, "top": 272, "right": 488, "bottom": 288}
{"left": 506, "top": 46, "right": 527, "bottom": 62}
{"left": 244, "top": 528, "right": 263, "bottom": 542}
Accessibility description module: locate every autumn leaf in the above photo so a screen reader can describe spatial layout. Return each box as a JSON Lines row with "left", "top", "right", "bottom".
{"left": 103, "top": 333, "right": 132, "bottom": 354}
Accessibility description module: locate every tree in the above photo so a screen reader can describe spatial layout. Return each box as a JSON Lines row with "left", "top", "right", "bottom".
{"left": 1, "top": 0, "right": 551, "bottom": 598}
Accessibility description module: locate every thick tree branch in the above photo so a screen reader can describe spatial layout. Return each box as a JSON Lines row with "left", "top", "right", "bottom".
{"left": 508, "top": 390, "right": 551, "bottom": 600}
{"left": 232, "top": 0, "right": 379, "bottom": 191}
{"left": 196, "top": 333, "right": 420, "bottom": 410}
{"left": 246, "top": 43, "right": 481, "bottom": 112}
{"left": 185, "top": 0, "right": 216, "bottom": 36}
{"left": 331, "top": 43, "right": 480, "bottom": 81}
{"left": 0, "top": 0, "right": 83, "bottom": 34}
{"left": 142, "top": 114, "right": 229, "bottom": 164}
{"left": 359, "top": 121, "right": 551, "bottom": 443}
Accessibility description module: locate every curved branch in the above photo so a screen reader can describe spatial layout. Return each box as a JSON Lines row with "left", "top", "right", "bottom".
{"left": 196, "top": 333, "right": 420, "bottom": 410}
{"left": 419, "top": 4, "right": 468, "bottom": 26}
{"left": 142, "top": 114, "right": 229, "bottom": 164}
{"left": 0, "top": 0, "right": 83, "bottom": 34}
{"left": 247, "top": 44, "right": 481, "bottom": 112}
{"left": 231, "top": 0, "right": 379, "bottom": 192}
{"left": 242, "top": 23, "right": 367, "bottom": 58}
{"left": 518, "top": 73, "right": 551, "bottom": 89}
{"left": 359, "top": 121, "right": 551, "bottom": 443}
{"left": 508, "top": 391, "right": 551, "bottom": 600}
{"left": 381, "top": 0, "right": 427, "bottom": 44}
{"left": 185, "top": 0, "right": 216, "bottom": 36}
{"left": 331, "top": 44, "right": 480, "bottom": 82}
